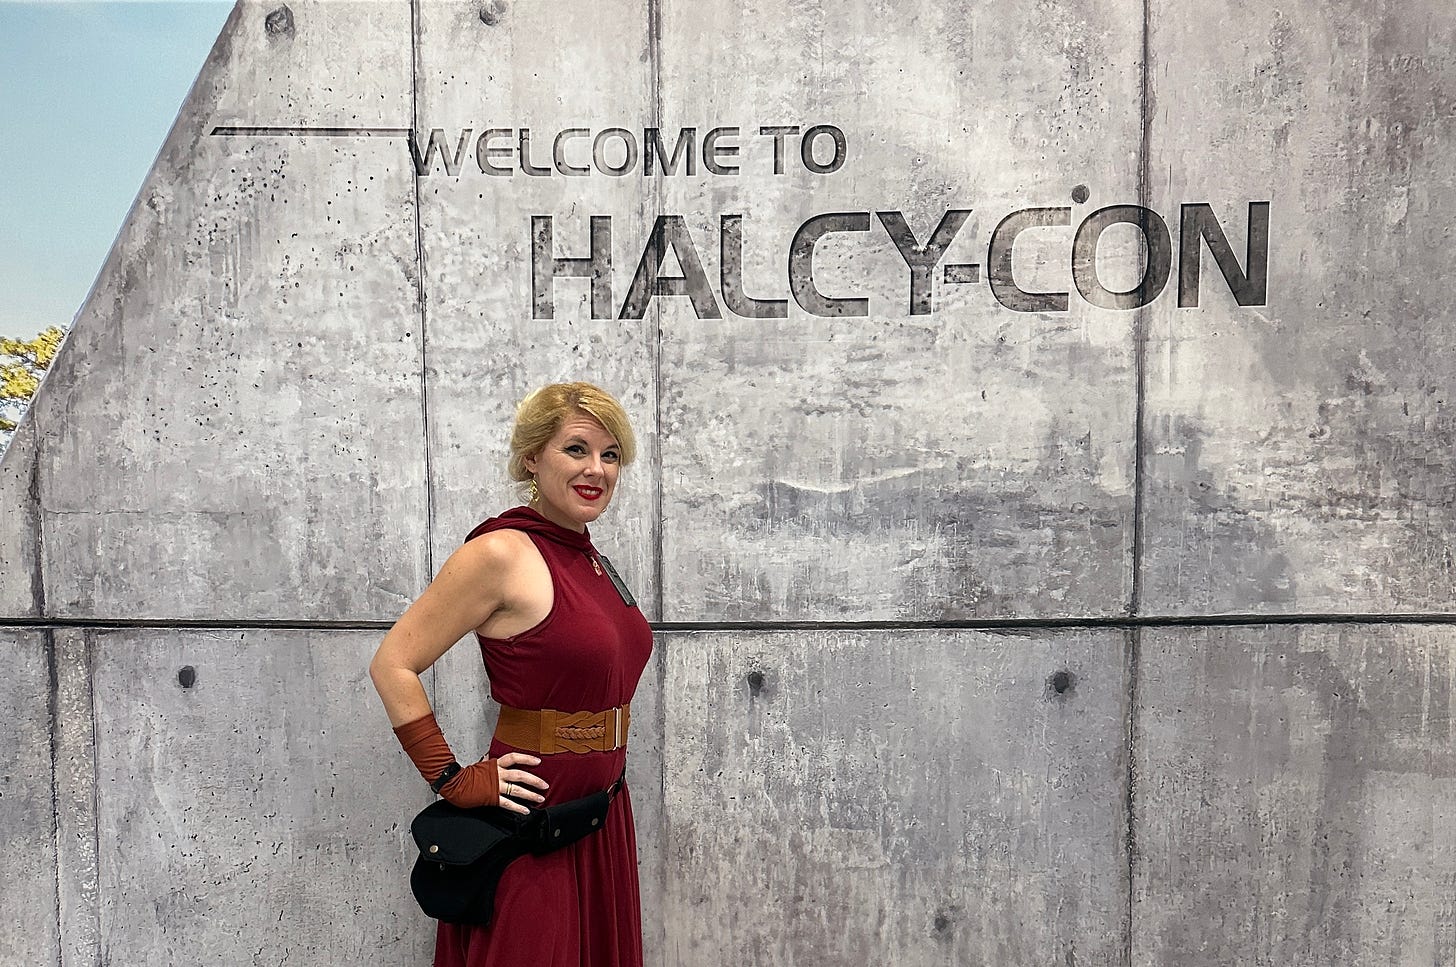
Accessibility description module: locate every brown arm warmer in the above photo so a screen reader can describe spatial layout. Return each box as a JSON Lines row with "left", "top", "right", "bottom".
{"left": 392, "top": 712, "right": 499, "bottom": 808}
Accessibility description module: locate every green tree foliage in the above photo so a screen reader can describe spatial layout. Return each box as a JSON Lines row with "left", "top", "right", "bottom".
{"left": 1, "top": 326, "right": 64, "bottom": 444}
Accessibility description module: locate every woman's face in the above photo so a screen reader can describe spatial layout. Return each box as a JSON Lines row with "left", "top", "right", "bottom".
{"left": 524, "top": 415, "right": 622, "bottom": 531}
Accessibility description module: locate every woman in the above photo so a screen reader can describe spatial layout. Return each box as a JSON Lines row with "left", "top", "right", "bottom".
{"left": 369, "top": 381, "right": 653, "bottom": 967}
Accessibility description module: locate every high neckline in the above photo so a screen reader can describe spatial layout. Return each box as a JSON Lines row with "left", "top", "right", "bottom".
{"left": 498, "top": 504, "right": 594, "bottom": 551}
{"left": 462, "top": 505, "right": 598, "bottom": 553}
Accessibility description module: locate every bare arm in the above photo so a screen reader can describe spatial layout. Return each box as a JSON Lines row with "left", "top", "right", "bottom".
{"left": 369, "top": 531, "right": 549, "bottom": 813}
{"left": 368, "top": 532, "right": 517, "bottom": 726}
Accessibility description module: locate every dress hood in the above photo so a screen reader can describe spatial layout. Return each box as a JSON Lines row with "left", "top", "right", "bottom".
{"left": 464, "top": 505, "right": 594, "bottom": 553}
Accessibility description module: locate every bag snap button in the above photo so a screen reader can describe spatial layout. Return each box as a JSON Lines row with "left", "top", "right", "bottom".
{"left": 429, "top": 844, "right": 439, "bottom": 854}
{"left": 591, "top": 818, "right": 599, "bottom": 826}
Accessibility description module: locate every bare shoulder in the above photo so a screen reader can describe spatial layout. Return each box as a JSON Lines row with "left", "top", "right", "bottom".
{"left": 455, "top": 528, "right": 552, "bottom": 638}
{"left": 452, "top": 528, "right": 538, "bottom": 573}
{"left": 445, "top": 528, "right": 550, "bottom": 601}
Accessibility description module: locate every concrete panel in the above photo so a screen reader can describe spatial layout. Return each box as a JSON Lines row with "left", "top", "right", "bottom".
{"left": 0, "top": 630, "right": 59, "bottom": 966}
{"left": 656, "top": 0, "right": 1143, "bottom": 620}
{"left": 91, "top": 628, "right": 432, "bottom": 965}
{"left": 0, "top": 418, "right": 41, "bottom": 617}
{"left": 414, "top": 0, "right": 660, "bottom": 615}
{"left": 1133, "top": 625, "right": 1456, "bottom": 966}
{"left": 660, "top": 629, "right": 1129, "bottom": 966}
{"left": 27, "top": 2, "right": 425, "bottom": 621}
{"left": 1140, "top": 0, "right": 1456, "bottom": 613}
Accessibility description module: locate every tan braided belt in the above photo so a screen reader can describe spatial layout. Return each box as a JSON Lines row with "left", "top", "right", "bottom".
{"left": 493, "top": 702, "right": 631, "bottom": 755}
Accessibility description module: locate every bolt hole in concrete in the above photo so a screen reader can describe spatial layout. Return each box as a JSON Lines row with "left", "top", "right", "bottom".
{"left": 178, "top": 665, "right": 197, "bottom": 689}
{"left": 745, "top": 669, "right": 766, "bottom": 696}
{"left": 265, "top": 4, "right": 294, "bottom": 37}
{"left": 1071, "top": 184, "right": 1090, "bottom": 204}
{"left": 1047, "top": 669, "right": 1075, "bottom": 696}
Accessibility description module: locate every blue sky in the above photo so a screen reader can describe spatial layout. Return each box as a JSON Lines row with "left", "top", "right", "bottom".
{"left": 1, "top": 0, "right": 233, "bottom": 339}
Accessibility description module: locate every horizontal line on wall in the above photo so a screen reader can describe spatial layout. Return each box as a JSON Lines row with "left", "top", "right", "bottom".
{"left": 0, "top": 617, "right": 397, "bottom": 631}
{"left": 659, "top": 612, "right": 1456, "bottom": 631}
{"left": 209, "top": 126, "right": 411, "bottom": 138}
{"left": 2, "top": 612, "right": 1456, "bottom": 634}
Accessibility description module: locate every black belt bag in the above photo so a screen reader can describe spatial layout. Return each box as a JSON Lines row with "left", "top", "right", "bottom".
{"left": 409, "top": 771, "right": 625, "bottom": 925}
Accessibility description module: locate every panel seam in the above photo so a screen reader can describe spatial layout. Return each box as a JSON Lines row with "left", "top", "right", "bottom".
{"left": 1129, "top": 5, "right": 1153, "bottom": 964}
{"left": 649, "top": 0, "right": 665, "bottom": 626}
{"left": 409, "top": 0, "right": 434, "bottom": 583}
{"left": 1130, "top": 0, "right": 1154, "bottom": 620}
{"left": 6, "top": 612, "right": 1456, "bottom": 633}
{"left": 46, "top": 629, "right": 62, "bottom": 967}
{"left": 1124, "top": 627, "right": 1141, "bottom": 967}
{"left": 647, "top": 7, "right": 669, "bottom": 954}
{"left": 84, "top": 631, "right": 101, "bottom": 967}
{"left": 408, "top": 0, "right": 437, "bottom": 710}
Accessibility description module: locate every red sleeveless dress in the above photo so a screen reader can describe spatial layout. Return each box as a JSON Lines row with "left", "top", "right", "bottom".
{"left": 434, "top": 506, "right": 654, "bottom": 967}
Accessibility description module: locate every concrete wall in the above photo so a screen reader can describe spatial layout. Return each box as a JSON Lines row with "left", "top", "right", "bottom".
{"left": 2, "top": 0, "right": 1452, "bottom": 964}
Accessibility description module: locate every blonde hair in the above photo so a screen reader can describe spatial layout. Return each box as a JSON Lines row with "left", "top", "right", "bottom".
{"left": 508, "top": 382, "right": 637, "bottom": 482}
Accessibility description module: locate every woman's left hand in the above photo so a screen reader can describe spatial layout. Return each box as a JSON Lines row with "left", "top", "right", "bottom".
{"left": 438, "top": 757, "right": 504, "bottom": 809}
{"left": 495, "top": 752, "right": 549, "bottom": 815}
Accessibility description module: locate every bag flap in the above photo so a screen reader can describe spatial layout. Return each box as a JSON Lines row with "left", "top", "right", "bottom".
{"left": 410, "top": 800, "right": 524, "bottom": 865}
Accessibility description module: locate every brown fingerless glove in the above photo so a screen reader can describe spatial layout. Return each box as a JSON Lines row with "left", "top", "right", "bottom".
{"left": 435, "top": 759, "right": 500, "bottom": 809}
{"left": 392, "top": 711, "right": 499, "bottom": 808}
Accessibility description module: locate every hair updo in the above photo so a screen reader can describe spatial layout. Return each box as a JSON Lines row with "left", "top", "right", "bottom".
{"left": 508, "top": 381, "right": 637, "bottom": 482}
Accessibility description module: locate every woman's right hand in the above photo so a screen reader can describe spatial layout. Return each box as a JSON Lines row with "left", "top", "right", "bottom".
{"left": 439, "top": 752, "right": 549, "bottom": 815}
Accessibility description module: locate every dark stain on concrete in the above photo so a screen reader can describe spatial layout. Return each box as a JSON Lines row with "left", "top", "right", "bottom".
{"left": 743, "top": 432, "right": 1132, "bottom": 619}
{"left": 264, "top": 5, "right": 294, "bottom": 38}
{"left": 1143, "top": 414, "right": 1297, "bottom": 610}
{"left": 29, "top": 433, "right": 45, "bottom": 616}
{"left": 177, "top": 666, "right": 197, "bottom": 689}
{"left": 479, "top": 1, "right": 506, "bottom": 26}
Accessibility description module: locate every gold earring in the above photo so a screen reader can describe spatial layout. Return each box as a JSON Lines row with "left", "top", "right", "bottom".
{"left": 528, "top": 478, "right": 538, "bottom": 503}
